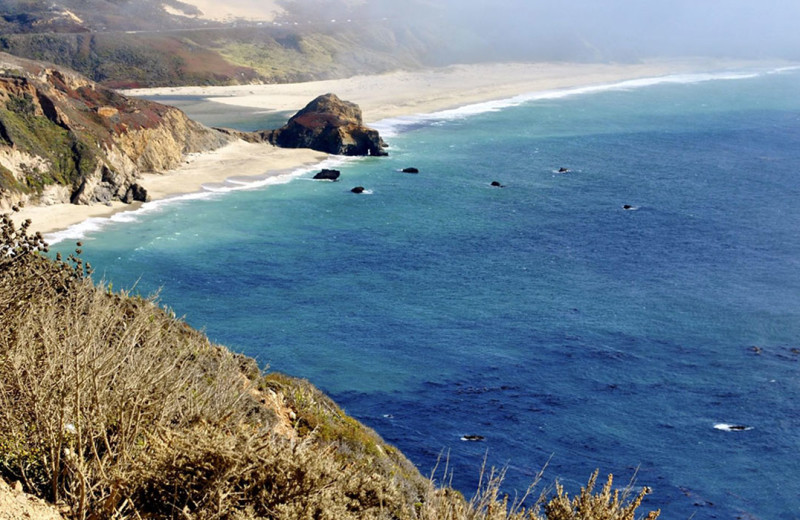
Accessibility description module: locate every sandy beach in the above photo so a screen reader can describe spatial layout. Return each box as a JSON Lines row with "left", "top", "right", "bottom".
{"left": 125, "top": 59, "right": 766, "bottom": 123}
{"left": 13, "top": 58, "right": 777, "bottom": 236}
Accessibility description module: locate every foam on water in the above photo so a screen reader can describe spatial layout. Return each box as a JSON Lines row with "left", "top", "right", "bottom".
{"left": 45, "top": 156, "right": 356, "bottom": 244}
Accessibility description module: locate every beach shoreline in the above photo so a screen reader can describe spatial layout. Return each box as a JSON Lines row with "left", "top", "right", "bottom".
{"left": 12, "top": 58, "right": 790, "bottom": 237}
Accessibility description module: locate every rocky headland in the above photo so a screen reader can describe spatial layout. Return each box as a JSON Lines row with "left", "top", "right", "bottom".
{"left": 0, "top": 52, "right": 232, "bottom": 211}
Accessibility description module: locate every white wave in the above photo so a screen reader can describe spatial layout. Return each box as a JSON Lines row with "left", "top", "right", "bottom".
{"left": 767, "top": 65, "right": 800, "bottom": 74}
{"left": 198, "top": 157, "right": 353, "bottom": 194}
{"left": 45, "top": 157, "right": 350, "bottom": 244}
{"left": 370, "top": 65, "right": 792, "bottom": 136}
{"left": 46, "top": 218, "right": 108, "bottom": 245}
{"left": 45, "top": 191, "right": 221, "bottom": 244}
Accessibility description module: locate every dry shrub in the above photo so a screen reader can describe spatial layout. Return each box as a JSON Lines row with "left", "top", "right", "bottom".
{"left": 544, "top": 471, "right": 659, "bottom": 520}
{"left": 0, "top": 213, "right": 660, "bottom": 520}
{"left": 124, "top": 426, "right": 406, "bottom": 519}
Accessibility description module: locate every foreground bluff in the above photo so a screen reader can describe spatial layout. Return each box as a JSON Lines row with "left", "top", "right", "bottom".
{"left": 0, "top": 52, "right": 231, "bottom": 209}
{"left": 261, "top": 93, "right": 387, "bottom": 156}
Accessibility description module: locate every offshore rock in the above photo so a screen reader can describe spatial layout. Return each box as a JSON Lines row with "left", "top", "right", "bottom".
{"left": 264, "top": 94, "right": 388, "bottom": 157}
{"left": 313, "top": 168, "right": 341, "bottom": 181}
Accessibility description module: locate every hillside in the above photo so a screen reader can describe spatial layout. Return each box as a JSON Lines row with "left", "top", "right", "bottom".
{"left": 0, "top": 0, "right": 442, "bottom": 87}
{"left": 0, "top": 51, "right": 230, "bottom": 210}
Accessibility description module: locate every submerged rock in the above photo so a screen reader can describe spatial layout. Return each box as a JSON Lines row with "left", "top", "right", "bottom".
{"left": 402, "top": 167, "right": 419, "bottom": 173}
{"left": 351, "top": 186, "right": 365, "bottom": 194}
{"left": 490, "top": 181, "right": 505, "bottom": 188}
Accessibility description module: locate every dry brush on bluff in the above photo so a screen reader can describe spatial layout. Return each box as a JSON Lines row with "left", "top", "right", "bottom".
{"left": 0, "top": 212, "right": 660, "bottom": 520}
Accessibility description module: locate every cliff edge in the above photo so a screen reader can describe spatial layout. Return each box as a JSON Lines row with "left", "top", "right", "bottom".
{"left": 0, "top": 210, "right": 661, "bottom": 520}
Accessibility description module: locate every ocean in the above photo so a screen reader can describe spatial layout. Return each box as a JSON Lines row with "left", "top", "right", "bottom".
{"left": 50, "top": 66, "right": 800, "bottom": 519}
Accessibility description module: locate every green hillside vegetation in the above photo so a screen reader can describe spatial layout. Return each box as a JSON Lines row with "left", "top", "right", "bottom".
{"left": 0, "top": 212, "right": 660, "bottom": 519}
{"left": 0, "top": 25, "right": 431, "bottom": 87}
{"left": 0, "top": 32, "right": 261, "bottom": 88}
{"left": 0, "top": 0, "right": 446, "bottom": 87}
{"left": 0, "top": 92, "right": 97, "bottom": 195}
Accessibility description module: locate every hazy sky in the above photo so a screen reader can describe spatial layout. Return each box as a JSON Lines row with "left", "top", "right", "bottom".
{"left": 340, "top": 0, "right": 800, "bottom": 62}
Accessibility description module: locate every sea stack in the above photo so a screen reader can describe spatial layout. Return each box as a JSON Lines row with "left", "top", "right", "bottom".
{"left": 265, "top": 93, "right": 388, "bottom": 156}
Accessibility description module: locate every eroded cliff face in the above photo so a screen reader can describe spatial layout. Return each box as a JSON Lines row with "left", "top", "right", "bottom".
{"left": 0, "top": 52, "right": 232, "bottom": 210}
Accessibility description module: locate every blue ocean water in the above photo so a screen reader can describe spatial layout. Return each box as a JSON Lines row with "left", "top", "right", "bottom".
{"left": 51, "top": 67, "right": 800, "bottom": 519}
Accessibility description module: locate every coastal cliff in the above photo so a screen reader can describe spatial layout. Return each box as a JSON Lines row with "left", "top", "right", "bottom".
{"left": 0, "top": 52, "right": 231, "bottom": 210}
{"left": 0, "top": 212, "right": 660, "bottom": 520}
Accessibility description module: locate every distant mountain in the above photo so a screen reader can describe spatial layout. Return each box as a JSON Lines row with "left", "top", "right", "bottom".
{"left": 0, "top": 0, "right": 444, "bottom": 87}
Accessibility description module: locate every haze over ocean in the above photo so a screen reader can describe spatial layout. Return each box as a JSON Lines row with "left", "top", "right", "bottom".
{"left": 52, "top": 66, "right": 800, "bottom": 519}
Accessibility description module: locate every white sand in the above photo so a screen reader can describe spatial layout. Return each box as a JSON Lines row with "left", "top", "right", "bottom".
{"left": 138, "top": 142, "right": 327, "bottom": 200}
{"left": 13, "top": 58, "right": 782, "bottom": 236}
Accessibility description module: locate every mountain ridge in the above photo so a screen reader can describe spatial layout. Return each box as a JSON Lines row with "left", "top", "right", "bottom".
{"left": 0, "top": 0, "right": 439, "bottom": 87}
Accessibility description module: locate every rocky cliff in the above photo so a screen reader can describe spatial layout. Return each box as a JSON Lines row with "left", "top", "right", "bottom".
{"left": 266, "top": 93, "right": 387, "bottom": 156}
{"left": 0, "top": 52, "right": 231, "bottom": 210}
{"left": 0, "top": 1, "right": 440, "bottom": 88}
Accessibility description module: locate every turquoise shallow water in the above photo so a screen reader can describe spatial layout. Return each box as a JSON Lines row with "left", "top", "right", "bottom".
{"left": 52, "top": 66, "right": 800, "bottom": 518}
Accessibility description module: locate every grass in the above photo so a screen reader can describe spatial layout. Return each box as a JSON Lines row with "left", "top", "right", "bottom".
{"left": 0, "top": 212, "right": 660, "bottom": 519}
